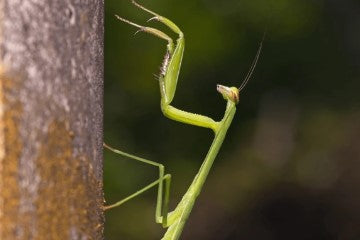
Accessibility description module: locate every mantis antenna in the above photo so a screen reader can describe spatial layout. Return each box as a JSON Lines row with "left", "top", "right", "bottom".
{"left": 105, "top": 1, "right": 264, "bottom": 239}
{"left": 239, "top": 32, "right": 266, "bottom": 92}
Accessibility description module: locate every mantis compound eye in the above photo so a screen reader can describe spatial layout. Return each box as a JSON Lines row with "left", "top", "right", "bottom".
{"left": 216, "top": 85, "right": 239, "bottom": 104}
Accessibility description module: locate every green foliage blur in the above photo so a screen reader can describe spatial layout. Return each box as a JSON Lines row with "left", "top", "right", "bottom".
{"left": 104, "top": 0, "right": 360, "bottom": 239}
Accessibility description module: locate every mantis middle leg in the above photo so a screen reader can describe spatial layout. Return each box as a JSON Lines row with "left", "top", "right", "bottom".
{"left": 103, "top": 143, "right": 171, "bottom": 226}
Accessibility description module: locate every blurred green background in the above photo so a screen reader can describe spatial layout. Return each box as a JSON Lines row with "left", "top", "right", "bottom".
{"left": 104, "top": 0, "right": 360, "bottom": 239}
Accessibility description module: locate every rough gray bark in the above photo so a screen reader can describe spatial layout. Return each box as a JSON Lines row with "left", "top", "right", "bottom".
{"left": 0, "top": 0, "right": 104, "bottom": 239}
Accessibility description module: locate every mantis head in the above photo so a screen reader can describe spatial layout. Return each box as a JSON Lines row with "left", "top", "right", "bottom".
{"left": 217, "top": 85, "right": 239, "bottom": 104}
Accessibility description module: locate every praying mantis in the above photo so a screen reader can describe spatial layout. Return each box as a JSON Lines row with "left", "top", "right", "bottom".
{"left": 104, "top": 1, "right": 264, "bottom": 239}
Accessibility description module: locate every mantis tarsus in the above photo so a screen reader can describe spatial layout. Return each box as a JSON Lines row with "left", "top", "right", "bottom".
{"left": 104, "top": 1, "right": 264, "bottom": 239}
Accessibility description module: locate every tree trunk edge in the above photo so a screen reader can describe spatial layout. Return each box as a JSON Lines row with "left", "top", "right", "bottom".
{"left": 0, "top": 0, "right": 104, "bottom": 239}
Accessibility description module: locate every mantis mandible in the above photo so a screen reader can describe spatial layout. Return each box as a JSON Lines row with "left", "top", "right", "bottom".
{"left": 104, "top": 1, "right": 264, "bottom": 239}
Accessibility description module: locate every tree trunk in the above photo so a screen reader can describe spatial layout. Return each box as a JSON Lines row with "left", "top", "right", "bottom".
{"left": 0, "top": 1, "right": 104, "bottom": 239}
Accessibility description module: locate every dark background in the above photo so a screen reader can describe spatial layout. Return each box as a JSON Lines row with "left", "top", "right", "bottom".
{"left": 104, "top": 0, "right": 360, "bottom": 239}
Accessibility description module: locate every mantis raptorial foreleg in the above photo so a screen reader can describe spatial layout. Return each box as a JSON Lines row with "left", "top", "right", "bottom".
{"left": 116, "top": 1, "right": 219, "bottom": 132}
{"left": 106, "top": 1, "right": 264, "bottom": 239}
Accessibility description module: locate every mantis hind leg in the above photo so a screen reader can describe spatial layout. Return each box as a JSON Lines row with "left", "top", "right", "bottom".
{"left": 103, "top": 143, "right": 171, "bottom": 227}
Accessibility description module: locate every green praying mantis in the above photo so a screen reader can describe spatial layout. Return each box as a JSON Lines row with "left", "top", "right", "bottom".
{"left": 104, "top": 1, "right": 264, "bottom": 239}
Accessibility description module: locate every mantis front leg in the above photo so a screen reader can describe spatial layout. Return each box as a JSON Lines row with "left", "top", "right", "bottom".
{"left": 117, "top": 1, "right": 219, "bottom": 133}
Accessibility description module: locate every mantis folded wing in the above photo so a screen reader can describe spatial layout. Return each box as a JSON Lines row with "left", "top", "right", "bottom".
{"left": 104, "top": 1, "right": 264, "bottom": 239}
